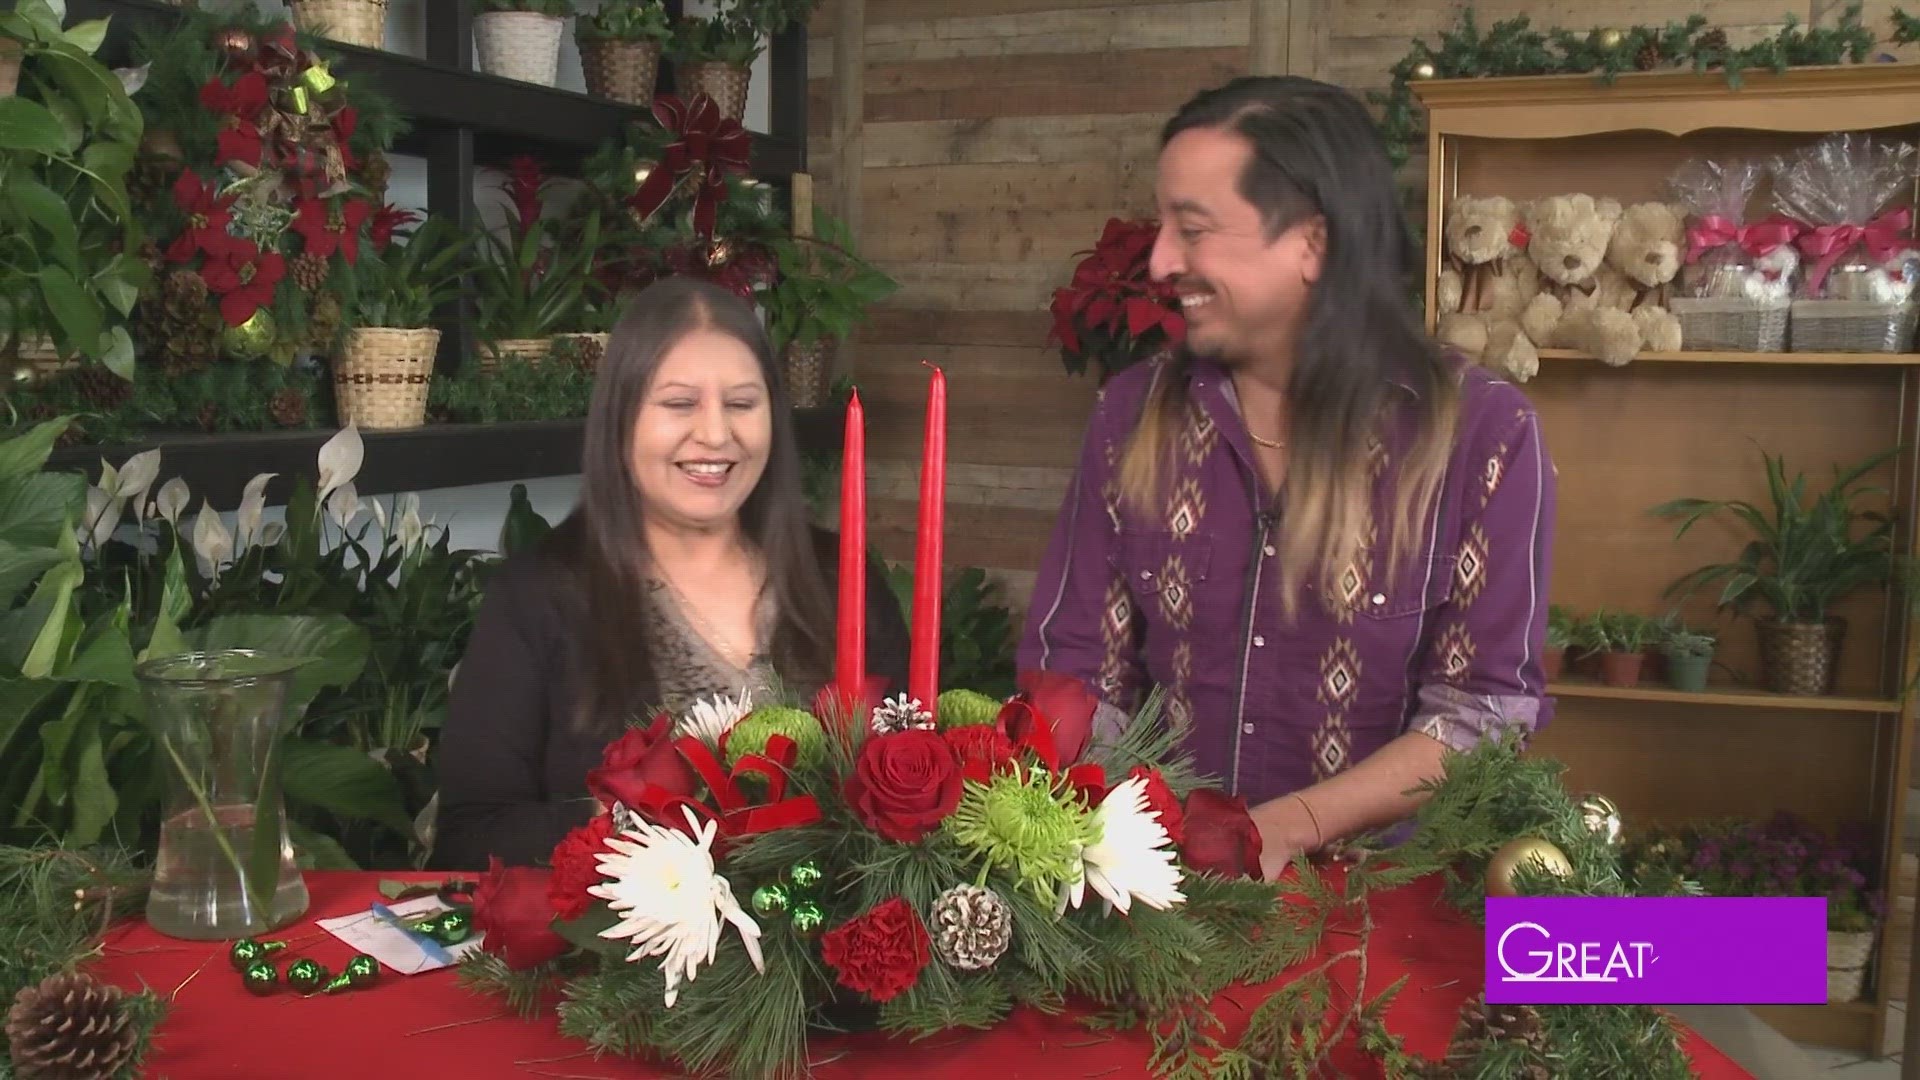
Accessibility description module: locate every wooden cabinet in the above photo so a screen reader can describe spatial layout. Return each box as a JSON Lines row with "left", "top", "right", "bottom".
{"left": 1413, "top": 64, "right": 1920, "bottom": 1053}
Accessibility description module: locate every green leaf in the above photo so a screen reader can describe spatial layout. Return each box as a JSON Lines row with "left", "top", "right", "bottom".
{"left": 247, "top": 728, "right": 284, "bottom": 917}
{"left": 95, "top": 255, "right": 142, "bottom": 315}
{"left": 0, "top": 418, "right": 74, "bottom": 485}
{"left": 552, "top": 903, "right": 627, "bottom": 957}
{"left": 0, "top": 96, "right": 70, "bottom": 153}
{"left": 0, "top": 674, "right": 59, "bottom": 762}
{"left": 41, "top": 86, "right": 84, "bottom": 154}
{"left": 280, "top": 738, "right": 416, "bottom": 838}
{"left": 61, "top": 602, "right": 133, "bottom": 686}
{"left": 0, "top": 539, "right": 64, "bottom": 603}
{"left": 81, "top": 138, "right": 133, "bottom": 182}
{"left": 6, "top": 530, "right": 81, "bottom": 678}
{"left": 97, "top": 324, "right": 132, "bottom": 378}
{"left": 11, "top": 175, "right": 81, "bottom": 271}
{"left": 141, "top": 544, "right": 189, "bottom": 662}
{"left": 185, "top": 614, "right": 369, "bottom": 714}
{"left": 38, "top": 265, "right": 102, "bottom": 349}
{"left": 290, "top": 820, "right": 360, "bottom": 870}
{"left": 60, "top": 16, "right": 106, "bottom": 53}
{"left": 67, "top": 721, "right": 116, "bottom": 844}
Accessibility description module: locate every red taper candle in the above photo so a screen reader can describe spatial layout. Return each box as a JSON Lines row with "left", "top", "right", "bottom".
{"left": 907, "top": 364, "right": 946, "bottom": 706}
{"left": 835, "top": 389, "right": 866, "bottom": 702}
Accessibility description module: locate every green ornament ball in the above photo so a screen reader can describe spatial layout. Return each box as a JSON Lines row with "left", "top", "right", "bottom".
{"left": 724, "top": 706, "right": 827, "bottom": 768}
{"left": 936, "top": 688, "right": 1001, "bottom": 729}
{"left": 751, "top": 883, "right": 790, "bottom": 917}
{"left": 432, "top": 909, "right": 471, "bottom": 945}
{"left": 221, "top": 307, "right": 277, "bottom": 360}
{"left": 228, "top": 937, "right": 284, "bottom": 971}
{"left": 785, "top": 859, "right": 825, "bottom": 895}
{"left": 789, "top": 900, "right": 825, "bottom": 937}
{"left": 242, "top": 959, "right": 278, "bottom": 997}
{"left": 286, "top": 957, "right": 327, "bottom": 993}
{"left": 345, "top": 953, "right": 380, "bottom": 989}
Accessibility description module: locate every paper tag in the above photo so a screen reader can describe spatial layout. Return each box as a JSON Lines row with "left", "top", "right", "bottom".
{"left": 317, "top": 894, "right": 486, "bottom": 975}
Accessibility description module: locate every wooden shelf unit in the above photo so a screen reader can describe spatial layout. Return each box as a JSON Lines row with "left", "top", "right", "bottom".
{"left": 1414, "top": 64, "right": 1920, "bottom": 1054}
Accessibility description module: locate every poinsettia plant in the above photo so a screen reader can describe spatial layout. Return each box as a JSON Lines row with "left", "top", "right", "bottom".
{"left": 1047, "top": 217, "right": 1184, "bottom": 383}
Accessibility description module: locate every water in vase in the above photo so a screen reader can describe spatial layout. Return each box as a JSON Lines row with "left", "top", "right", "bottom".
{"left": 147, "top": 802, "right": 310, "bottom": 940}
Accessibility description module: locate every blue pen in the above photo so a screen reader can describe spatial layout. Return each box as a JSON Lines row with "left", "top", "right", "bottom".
{"left": 369, "top": 902, "right": 458, "bottom": 967}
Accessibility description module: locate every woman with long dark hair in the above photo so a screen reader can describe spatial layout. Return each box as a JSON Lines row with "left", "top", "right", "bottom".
{"left": 430, "top": 277, "right": 908, "bottom": 869}
{"left": 1019, "top": 76, "right": 1558, "bottom": 877}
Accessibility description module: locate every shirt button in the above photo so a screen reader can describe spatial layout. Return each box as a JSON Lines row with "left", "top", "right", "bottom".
{"left": 1253, "top": 635, "right": 1265, "bottom": 647}
{"left": 1371, "top": 593, "right": 1387, "bottom": 606}
{"left": 1263, "top": 544, "right": 1276, "bottom": 557}
{"left": 1140, "top": 570, "right": 1153, "bottom": 580}
{"left": 1242, "top": 723, "right": 1254, "bottom": 734}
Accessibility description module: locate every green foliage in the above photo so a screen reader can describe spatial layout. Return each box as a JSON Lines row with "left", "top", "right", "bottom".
{"left": 762, "top": 211, "right": 898, "bottom": 350}
{"left": 3, "top": 359, "right": 327, "bottom": 447}
{"left": 472, "top": 209, "right": 601, "bottom": 343}
{"left": 1653, "top": 445, "right": 1907, "bottom": 624}
{"left": 882, "top": 563, "right": 1018, "bottom": 699}
{"left": 670, "top": 11, "right": 763, "bottom": 65}
{"left": 428, "top": 353, "right": 594, "bottom": 423}
{"left": 342, "top": 214, "right": 472, "bottom": 330}
{"left": 0, "top": 0, "right": 149, "bottom": 375}
{"left": 576, "top": 0, "right": 672, "bottom": 44}
{"left": 1545, "top": 603, "right": 1576, "bottom": 649}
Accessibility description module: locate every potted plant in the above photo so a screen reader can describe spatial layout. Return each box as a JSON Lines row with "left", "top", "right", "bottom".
{"left": 288, "top": 0, "right": 386, "bottom": 50}
{"left": 667, "top": 0, "right": 814, "bottom": 123}
{"left": 1654, "top": 446, "right": 1908, "bottom": 696}
{"left": 471, "top": 158, "right": 600, "bottom": 370}
{"left": 474, "top": 0, "right": 572, "bottom": 86}
{"left": 1047, "top": 217, "right": 1186, "bottom": 384}
{"left": 1657, "top": 618, "right": 1717, "bottom": 692}
{"left": 1573, "top": 610, "right": 1656, "bottom": 688}
{"left": 576, "top": 0, "right": 670, "bottom": 106}
{"left": 334, "top": 210, "right": 470, "bottom": 429}
{"left": 762, "top": 208, "right": 897, "bottom": 408}
{"left": 1543, "top": 604, "right": 1575, "bottom": 681}
{"left": 0, "top": 0, "right": 150, "bottom": 379}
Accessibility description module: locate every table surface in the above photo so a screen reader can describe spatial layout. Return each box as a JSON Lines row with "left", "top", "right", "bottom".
{"left": 92, "top": 871, "right": 1756, "bottom": 1079}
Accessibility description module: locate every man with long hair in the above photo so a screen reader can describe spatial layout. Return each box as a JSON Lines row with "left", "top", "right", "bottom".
{"left": 1019, "top": 76, "right": 1557, "bottom": 877}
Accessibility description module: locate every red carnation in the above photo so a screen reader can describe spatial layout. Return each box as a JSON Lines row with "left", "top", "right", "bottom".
{"left": 546, "top": 813, "right": 616, "bottom": 921}
{"left": 819, "top": 897, "right": 932, "bottom": 1003}
{"left": 472, "top": 857, "right": 568, "bottom": 970}
{"left": 844, "top": 729, "right": 963, "bottom": 843}
{"left": 1128, "top": 766, "right": 1184, "bottom": 845}
{"left": 943, "top": 724, "right": 1015, "bottom": 784}
{"left": 1180, "top": 788, "right": 1264, "bottom": 879}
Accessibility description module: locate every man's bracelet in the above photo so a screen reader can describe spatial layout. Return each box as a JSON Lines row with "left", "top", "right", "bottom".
{"left": 1291, "top": 793, "right": 1324, "bottom": 850}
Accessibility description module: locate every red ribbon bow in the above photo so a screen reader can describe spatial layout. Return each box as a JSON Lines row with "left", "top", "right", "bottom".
{"left": 1796, "top": 209, "right": 1915, "bottom": 295}
{"left": 668, "top": 734, "right": 822, "bottom": 844}
{"left": 627, "top": 94, "right": 752, "bottom": 239}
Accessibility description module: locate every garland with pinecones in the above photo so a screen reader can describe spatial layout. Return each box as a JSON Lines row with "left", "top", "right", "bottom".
{"left": 1372, "top": 4, "right": 1920, "bottom": 176}
{"left": 0, "top": 846, "right": 164, "bottom": 1080}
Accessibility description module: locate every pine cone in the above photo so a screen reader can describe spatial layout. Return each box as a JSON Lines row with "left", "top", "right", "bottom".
{"left": 869, "top": 693, "right": 934, "bottom": 735}
{"left": 1635, "top": 42, "right": 1662, "bottom": 70}
{"left": 1697, "top": 28, "right": 1729, "bottom": 53}
{"left": 71, "top": 366, "right": 132, "bottom": 412}
{"left": 267, "top": 387, "right": 307, "bottom": 428}
{"left": 929, "top": 884, "right": 1013, "bottom": 971}
{"left": 160, "top": 268, "right": 207, "bottom": 310}
{"left": 291, "top": 252, "right": 329, "bottom": 292}
{"left": 1441, "top": 994, "right": 1549, "bottom": 1080}
{"left": 5, "top": 970, "right": 138, "bottom": 1080}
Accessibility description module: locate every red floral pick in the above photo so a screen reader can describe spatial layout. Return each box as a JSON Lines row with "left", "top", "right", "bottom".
{"left": 201, "top": 244, "right": 286, "bottom": 326}
{"left": 292, "top": 196, "right": 371, "bottom": 264}
{"left": 166, "top": 170, "right": 239, "bottom": 264}
{"left": 628, "top": 94, "right": 752, "bottom": 239}
{"left": 505, "top": 155, "right": 545, "bottom": 238}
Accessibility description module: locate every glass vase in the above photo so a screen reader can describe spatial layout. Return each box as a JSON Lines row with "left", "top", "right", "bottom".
{"left": 138, "top": 650, "right": 310, "bottom": 940}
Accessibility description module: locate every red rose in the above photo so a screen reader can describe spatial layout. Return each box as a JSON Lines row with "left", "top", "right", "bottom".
{"left": 1129, "top": 766, "right": 1185, "bottom": 845}
{"left": 819, "top": 896, "right": 932, "bottom": 1003}
{"left": 473, "top": 857, "right": 569, "bottom": 970}
{"left": 586, "top": 713, "right": 699, "bottom": 818}
{"left": 547, "top": 813, "right": 616, "bottom": 921}
{"left": 844, "top": 729, "right": 964, "bottom": 843}
{"left": 943, "top": 724, "right": 1015, "bottom": 784}
{"left": 1000, "top": 670, "right": 1100, "bottom": 768}
{"left": 1180, "top": 788, "right": 1264, "bottom": 879}
{"left": 1065, "top": 763, "right": 1108, "bottom": 808}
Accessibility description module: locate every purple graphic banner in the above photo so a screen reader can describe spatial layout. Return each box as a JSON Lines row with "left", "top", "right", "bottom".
{"left": 1485, "top": 897, "right": 1828, "bottom": 1004}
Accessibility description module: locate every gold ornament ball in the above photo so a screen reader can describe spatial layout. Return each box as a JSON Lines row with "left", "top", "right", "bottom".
{"left": 1598, "top": 28, "right": 1624, "bottom": 49}
{"left": 215, "top": 27, "right": 255, "bottom": 59}
{"left": 1577, "top": 793, "right": 1623, "bottom": 846}
{"left": 222, "top": 308, "right": 277, "bottom": 360}
{"left": 1411, "top": 61, "right": 1437, "bottom": 80}
{"left": 1485, "top": 837, "right": 1574, "bottom": 897}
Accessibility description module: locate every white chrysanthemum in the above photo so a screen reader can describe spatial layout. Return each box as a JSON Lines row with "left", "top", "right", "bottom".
{"left": 677, "top": 688, "right": 754, "bottom": 746}
{"left": 1059, "top": 775, "right": 1186, "bottom": 916}
{"left": 590, "top": 806, "right": 765, "bottom": 1007}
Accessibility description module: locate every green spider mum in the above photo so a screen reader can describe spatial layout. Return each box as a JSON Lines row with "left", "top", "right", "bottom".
{"left": 724, "top": 706, "right": 827, "bottom": 768}
{"left": 944, "top": 765, "right": 1100, "bottom": 906}
{"left": 936, "top": 688, "right": 1001, "bottom": 729}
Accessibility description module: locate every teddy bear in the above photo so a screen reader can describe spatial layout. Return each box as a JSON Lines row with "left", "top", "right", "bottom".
{"left": 1434, "top": 194, "right": 1542, "bottom": 381}
{"left": 1602, "top": 201, "right": 1686, "bottom": 355}
{"left": 1518, "top": 193, "right": 1643, "bottom": 366}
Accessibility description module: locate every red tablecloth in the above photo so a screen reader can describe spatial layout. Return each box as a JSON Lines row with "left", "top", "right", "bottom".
{"left": 93, "top": 871, "right": 1754, "bottom": 1079}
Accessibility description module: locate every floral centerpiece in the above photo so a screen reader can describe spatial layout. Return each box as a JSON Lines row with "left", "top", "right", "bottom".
{"left": 1047, "top": 217, "right": 1185, "bottom": 383}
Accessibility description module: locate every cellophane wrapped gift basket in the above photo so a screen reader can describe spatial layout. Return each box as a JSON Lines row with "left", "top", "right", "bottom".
{"left": 1772, "top": 133, "right": 1920, "bottom": 353}
{"left": 1666, "top": 157, "right": 1798, "bottom": 352}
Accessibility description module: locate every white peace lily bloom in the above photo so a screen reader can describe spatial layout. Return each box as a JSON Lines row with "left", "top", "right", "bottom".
{"left": 1061, "top": 774, "right": 1186, "bottom": 916}
{"left": 81, "top": 484, "right": 122, "bottom": 549}
{"left": 371, "top": 495, "right": 389, "bottom": 536}
{"left": 327, "top": 481, "right": 362, "bottom": 530}
{"left": 258, "top": 521, "right": 287, "bottom": 547}
{"left": 154, "top": 478, "right": 190, "bottom": 528}
{"left": 676, "top": 688, "right": 753, "bottom": 745}
{"left": 396, "top": 493, "right": 423, "bottom": 553}
{"left": 113, "top": 449, "right": 160, "bottom": 501}
{"left": 190, "top": 501, "right": 232, "bottom": 580}
{"left": 96, "top": 459, "right": 118, "bottom": 498}
{"left": 235, "top": 473, "right": 276, "bottom": 549}
{"left": 316, "top": 423, "right": 364, "bottom": 503}
{"left": 591, "top": 806, "right": 764, "bottom": 1008}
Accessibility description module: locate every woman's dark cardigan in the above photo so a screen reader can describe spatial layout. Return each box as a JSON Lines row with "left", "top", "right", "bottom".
{"left": 427, "top": 526, "right": 910, "bottom": 870}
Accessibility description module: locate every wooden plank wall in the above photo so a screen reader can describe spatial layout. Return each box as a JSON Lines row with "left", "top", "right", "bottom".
{"left": 803, "top": 0, "right": 1893, "bottom": 620}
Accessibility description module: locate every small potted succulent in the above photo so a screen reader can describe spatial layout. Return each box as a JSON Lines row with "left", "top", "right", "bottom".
{"left": 575, "top": 0, "right": 671, "bottom": 106}
{"left": 1658, "top": 618, "right": 1717, "bottom": 692}
{"left": 1574, "top": 610, "right": 1659, "bottom": 688}
{"left": 474, "top": 0, "right": 572, "bottom": 86}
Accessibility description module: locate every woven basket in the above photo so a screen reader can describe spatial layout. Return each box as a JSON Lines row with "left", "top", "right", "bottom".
{"left": 1668, "top": 296, "right": 1789, "bottom": 352}
{"left": 679, "top": 60, "right": 750, "bottom": 123}
{"left": 1828, "top": 929, "right": 1875, "bottom": 1002}
{"left": 1756, "top": 616, "right": 1846, "bottom": 696}
{"left": 289, "top": 0, "right": 386, "bottom": 49}
{"left": 1788, "top": 299, "right": 1919, "bottom": 352}
{"left": 478, "top": 336, "right": 552, "bottom": 374}
{"left": 475, "top": 12, "right": 565, "bottom": 86}
{"left": 579, "top": 38, "right": 661, "bottom": 106}
{"left": 334, "top": 327, "right": 439, "bottom": 430}
{"left": 0, "top": 41, "right": 20, "bottom": 99}
{"left": 784, "top": 338, "right": 834, "bottom": 408}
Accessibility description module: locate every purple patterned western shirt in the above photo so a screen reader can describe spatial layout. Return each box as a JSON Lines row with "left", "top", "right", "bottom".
{"left": 1019, "top": 352, "right": 1557, "bottom": 811}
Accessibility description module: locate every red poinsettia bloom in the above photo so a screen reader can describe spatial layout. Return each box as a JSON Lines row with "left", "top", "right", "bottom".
{"left": 201, "top": 246, "right": 286, "bottom": 326}
{"left": 368, "top": 204, "right": 419, "bottom": 250}
{"left": 166, "top": 170, "right": 239, "bottom": 264}
{"left": 1048, "top": 217, "right": 1186, "bottom": 380}
{"left": 331, "top": 105, "right": 359, "bottom": 171}
{"left": 200, "top": 72, "right": 268, "bottom": 169}
{"left": 292, "top": 197, "right": 371, "bottom": 264}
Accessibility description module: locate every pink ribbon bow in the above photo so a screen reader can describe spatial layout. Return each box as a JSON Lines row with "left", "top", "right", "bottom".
{"left": 1797, "top": 209, "right": 1915, "bottom": 295}
{"left": 1738, "top": 217, "right": 1802, "bottom": 259}
{"left": 1684, "top": 215, "right": 1740, "bottom": 265}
